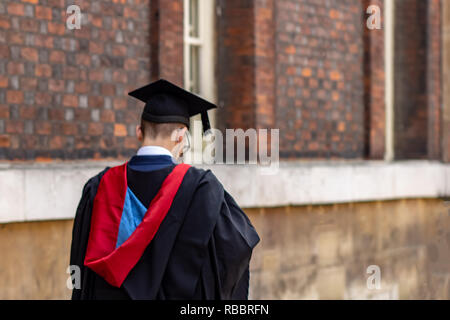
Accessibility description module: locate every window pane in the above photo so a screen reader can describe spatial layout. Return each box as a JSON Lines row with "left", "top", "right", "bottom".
{"left": 189, "top": 45, "right": 200, "bottom": 94}
{"left": 189, "top": 0, "right": 199, "bottom": 38}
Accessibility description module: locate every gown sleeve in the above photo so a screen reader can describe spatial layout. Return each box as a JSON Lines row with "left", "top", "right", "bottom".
{"left": 69, "top": 169, "right": 108, "bottom": 300}
{"left": 201, "top": 172, "right": 260, "bottom": 300}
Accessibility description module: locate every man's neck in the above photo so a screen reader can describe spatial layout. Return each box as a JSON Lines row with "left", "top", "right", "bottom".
{"left": 137, "top": 145, "right": 174, "bottom": 157}
{"left": 141, "top": 139, "right": 174, "bottom": 152}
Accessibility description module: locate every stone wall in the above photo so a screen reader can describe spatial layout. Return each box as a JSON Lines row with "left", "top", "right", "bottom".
{"left": 248, "top": 199, "right": 450, "bottom": 299}
{"left": 0, "top": 199, "right": 449, "bottom": 299}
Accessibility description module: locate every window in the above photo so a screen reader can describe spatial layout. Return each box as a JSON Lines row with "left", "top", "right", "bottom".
{"left": 184, "top": 0, "right": 216, "bottom": 161}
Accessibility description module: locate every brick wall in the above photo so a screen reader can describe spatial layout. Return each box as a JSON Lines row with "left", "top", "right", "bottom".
{"left": 0, "top": 0, "right": 183, "bottom": 161}
{"left": 217, "top": 0, "right": 446, "bottom": 162}
{"left": 394, "top": 0, "right": 428, "bottom": 159}
{"left": 218, "top": 0, "right": 375, "bottom": 160}
{"left": 0, "top": 0, "right": 446, "bottom": 162}
{"left": 275, "top": 0, "right": 366, "bottom": 159}
{"left": 216, "top": 0, "right": 256, "bottom": 132}
{"left": 150, "top": 0, "right": 184, "bottom": 86}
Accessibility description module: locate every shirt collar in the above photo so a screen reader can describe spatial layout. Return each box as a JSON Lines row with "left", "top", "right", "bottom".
{"left": 137, "top": 146, "right": 174, "bottom": 157}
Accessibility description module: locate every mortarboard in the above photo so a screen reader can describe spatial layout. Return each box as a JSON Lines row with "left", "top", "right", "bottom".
{"left": 128, "top": 79, "right": 217, "bottom": 133}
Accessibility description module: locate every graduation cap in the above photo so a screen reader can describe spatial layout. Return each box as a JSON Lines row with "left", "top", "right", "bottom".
{"left": 128, "top": 79, "right": 217, "bottom": 133}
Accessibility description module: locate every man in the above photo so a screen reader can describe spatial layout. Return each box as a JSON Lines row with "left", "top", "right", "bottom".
{"left": 70, "top": 79, "right": 260, "bottom": 300}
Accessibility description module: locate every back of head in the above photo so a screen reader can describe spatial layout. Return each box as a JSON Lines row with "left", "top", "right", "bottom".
{"left": 140, "top": 120, "right": 186, "bottom": 141}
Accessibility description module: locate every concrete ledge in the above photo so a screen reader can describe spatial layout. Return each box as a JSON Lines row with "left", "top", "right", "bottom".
{"left": 0, "top": 160, "right": 449, "bottom": 223}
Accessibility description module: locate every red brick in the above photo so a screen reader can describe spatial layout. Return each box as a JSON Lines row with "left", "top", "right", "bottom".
{"left": 113, "top": 98, "right": 127, "bottom": 109}
{"left": 7, "top": 3, "right": 25, "bottom": 16}
{"left": 35, "top": 64, "right": 52, "bottom": 77}
{"left": 113, "top": 71, "right": 127, "bottom": 83}
{"left": 0, "top": 18, "right": 11, "bottom": 29}
{"left": 75, "top": 82, "right": 89, "bottom": 94}
{"left": 20, "top": 19, "right": 39, "bottom": 32}
{"left": 0, "top": 135, "right": 10, "bottom": 148}
{"left": 0, "top": 76, "right": 8, "bottom": 88}
{"left": 48, "top": 79, "right": 65, "bottom": 92}
{"left": 62, "top": 66, "right": 79, "bottom": 80}
{"left": 88, "top": 96, "right": 104, "bottom": 108}
{"left": 75, "top": 53, "right": 91, "bottom": 66}
{"left": 7, "top": 32, "right": 25, "bottom": 45}
{"left": 22, "top": 135, "right": 38, "bottom": 149}
{"left": 329, "top": 9, "right": 339, "bottom": 19}
{"left": 35, "top": 6, "right": 52, "bottom": 20}
{"left": 124, "top": 59, "right": 138, "bottom": 70}
{"left": 48, "top": 109, "right": 64, "bottom": 120}
{"left": 302, "top": 68, "right": 312, "bottom": 77}
{"left": 114, "top": 124, "right": 127, "bottom": 137}
{"left": 337, "top": 122, "right": 346, "bottom": 132}
{"left": 34, "top": 35, "right": 54, "bottom": 48}
{"left": 0, "top": 105, "right": 9, "bottom": 118}
{"left": 35, "top": 92, "right": 52, "bottom": 105}
{"left": 20, "top": 47, "right": 39, "bottom": 62}
{"left": 62, "top": 123, "right": 78, "bottom": 135}
{"left": 20, "top": 78, "right": 38, "bottom": 90}
{"left": 124, "top": 7, "right": 139, "bottom": 19}
{"left": 7, "top": 62, "right": 25, "bottom": 75}
{"left": 88, "top": 123, "right": 104, "bottom": 136}
{"left": 6, "top": 121, "right": 24, "bottom": 134}
{"left": 89, "top": 69, "right": 104, "bottom": 82}
{"left": 89, "top": 41, "right": 104, "bottom": 54}
{"left": 46, "top": 0, "right": 64, "bottom": 7}
{"left": 330, "top": 71, "right": 342, "bottom": 81}
{"left": 285, "top": 45, "right": 296, "bottom": 54}
{"left": 47, "top": 22, "right": 65, "bottom": 35}
{"left": 6, "top": 90, "right": 24, "bottom": 104}
{"left": 35, "top": 122, "right": 52, "bottom": 135}
{"left": 49, "top": 50, "right": 66, "bottom": 63}
{"left": 112, "top": 45, "right": 127, "bottom": 56}
{"left": 62, "top": 95, "right": 78, "bottom": 107}
{"left": 91, "top": 16, "right": 103, "bottom": 28}
{"left": 124, "top": 137, "right": 139, "bottom": 149}
{"left": 74, "top": 109, "right": 90, "bottom": 121}
{"left": 19, "top": 106, "right": 37, "bottom": 119}
{"left": 101, "top": 84, "right": 115, "bottom": 96}
{"left": 49, "top": 136, "right": 64, "bottom": 149}
{"left": 101, "top": 110, "right": 115, "bottom": 122}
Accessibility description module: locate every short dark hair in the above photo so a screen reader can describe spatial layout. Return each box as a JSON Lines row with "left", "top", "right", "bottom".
{"left": 140, "top": 119, "right": 187, "bottom": 140}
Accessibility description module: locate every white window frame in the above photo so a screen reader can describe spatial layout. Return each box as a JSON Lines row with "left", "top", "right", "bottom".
{"left": 183, "top": 0, "right": 216, "bottom": 162}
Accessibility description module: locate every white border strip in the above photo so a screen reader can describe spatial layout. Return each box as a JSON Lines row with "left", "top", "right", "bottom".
{"left": 0, "top": 161, "right": 449, "bottom": 223}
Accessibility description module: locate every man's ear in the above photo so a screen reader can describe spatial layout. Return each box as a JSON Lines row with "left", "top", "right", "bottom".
{"left": 136, "top": 125, "right": 144, "bottom": 141}
{"left": 177, "top": 127, "right": 188, "bottom": 143}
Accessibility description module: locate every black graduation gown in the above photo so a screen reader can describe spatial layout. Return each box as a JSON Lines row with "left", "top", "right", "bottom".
{"left": 70, "top": 163, "right": 260, "bottom": 300}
